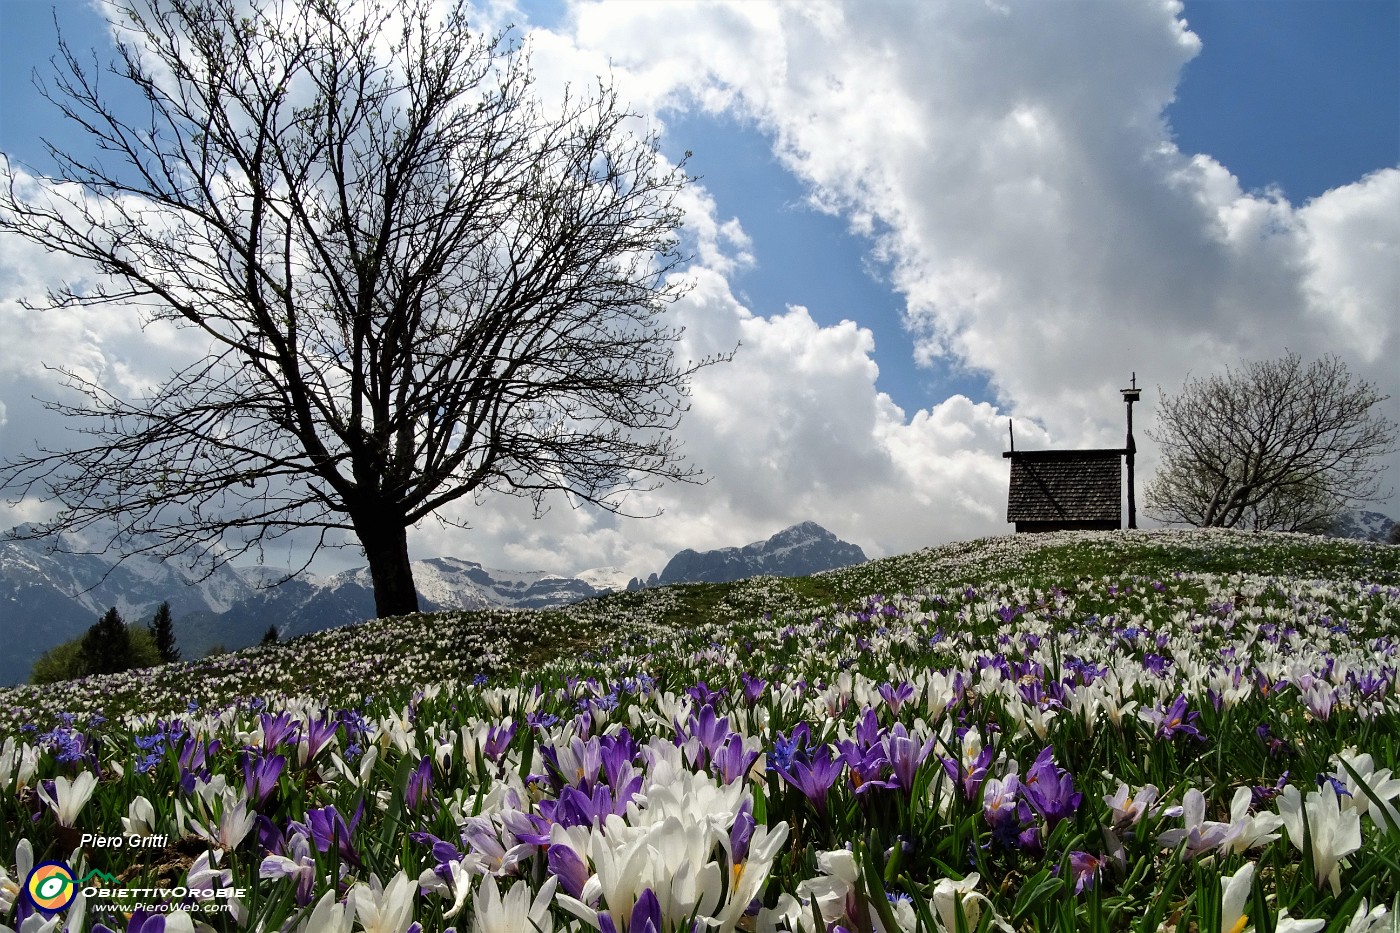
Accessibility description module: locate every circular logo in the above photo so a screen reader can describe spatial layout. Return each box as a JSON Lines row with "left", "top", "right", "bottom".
{"left": 25, "top": 862, "right": 76, "bottom": 912}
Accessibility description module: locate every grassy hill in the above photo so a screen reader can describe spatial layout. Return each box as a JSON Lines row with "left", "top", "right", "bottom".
{"left": 2, "top": 528, "right": 1397, "bottom": 933}
{"left": 1, "top": 528, "right": 1393, "bottom": 730}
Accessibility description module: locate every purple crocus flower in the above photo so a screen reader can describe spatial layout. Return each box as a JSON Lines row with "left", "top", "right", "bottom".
{"left": 1142, "top": 654, "right": 1171, "bottom": 676}
{"left": 405, "top": 755, "right": 435, "bottom": 812}
{"left": 255, "top": 813, "right": 284, "bottom": 854}
{"left": 1067, "top": 851, "right": 1103, "bottom": 894}
{"left": 982, "top": 773, "right": 1022, "bottom": 847}
{"left": 240, "top": 750, "right": 286, "bottom": 809}
{"left": 686, "top": 682, "right": 725, "bottom": 706}
{"left": 767, "top": 723, "right": 812, "bottom": 772}
{"left": 548, "top": 843, "right": 592, "bottom": 899}
{"left": 837, "top": 740, "right": 894, "bottom": 795}
{"left": 679, "top": 705, "right": 730, "bottom": 769}
{"left": 1022, "top": 747, "right": 1082, "bottom": 829}
{"left": 541, "top": 736, "right": 604, "bottom": 792}
{"left": 305, "top": 802, "right": 363, "bottom": 867}
{"left": 741, "top": 673, "right": 768, "bottom": 706}
{"left": 484, "top": 722, "right": 518, "bottom": 763}
{"left": 877, "top": 681, "right": 916, "bottom": 716}
{"left": 711, "top": 733, "right": 761, "bottom": 785}
{"left": 177, "top": 736, "right": 220, "bottom": 793}
{"left": 1144, "top": 695, "right": 1203, "bottom": 740}
{"left": 631, "top": 888, "right": 663, "bottom": 933}
{"left": 730, "top": 799, "right": 755, "bottom": 863}
{"left": 883, "top": 726, "right": 934, "bottom": 794}
{"left": 259, "top": 712, "right": 300, "bottom": 751}
{"left": 259, "top": 829, "right": 317, "bottom": 906}
{"left": 942, "top": 741, "right": 995, "bottom": 802}
{"left": 599, "top": 729, "right": 640, "bottom": 789}
{"left": 544, "top": 784, "right": 619, "bottom": 828}
{"left": 301, "top": 715, "right": 338, "bottom": 765}
{"left": 780, "top": 745, "right": 844, "bottom": 818}
{"left": 410, "top": 830, "right": 467, "bottom": 886}
{"left": 1351, "top": 669, "right": 1392, "bottom": 700}
{"left": 1251, "top": 771, "right": 1290, "bottom": 807}
{"left": 1017, "top": 817, "right": 1044, "bottom": 856}
{"left": 852, "top": 706, "right": 884, "bottom": 751}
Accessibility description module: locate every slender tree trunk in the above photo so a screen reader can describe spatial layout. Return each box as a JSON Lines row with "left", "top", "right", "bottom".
{"left": 352, "top": 508, "right": 420, "bottom": 618}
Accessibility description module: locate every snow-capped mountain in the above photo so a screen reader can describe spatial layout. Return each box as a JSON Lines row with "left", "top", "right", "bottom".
{"left": 1325, "top": 509, "right": 1396, "bottom": 543}
{"left": 0, "top": 528, "right": 267, "bottom": 687}
{"left": 574, "top": 566, "right": 634, "bottom": 593}
{"left": 0, "top": 527, "right": 624, "bottom": 686}
{"left": 629, "top": 521, "right": 867, "bottom": 588}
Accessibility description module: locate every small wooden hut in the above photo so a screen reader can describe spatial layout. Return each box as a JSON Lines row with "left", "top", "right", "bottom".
{"left": 1004, "top": 377, "right": 1142, "bottom": 533}
{"left": 1003, "top": 449, "right": 1123, "bottom": 532}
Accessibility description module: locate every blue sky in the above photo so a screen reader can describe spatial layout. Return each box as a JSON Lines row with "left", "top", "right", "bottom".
{"left": 0, "top": 1, "right": 1396, "bottom": 576}
{"left": 637, "top": 0, "right": 1400, "bottom": 418}
{"left": 5, "top": 1, "right": 1392, "bottom": 419}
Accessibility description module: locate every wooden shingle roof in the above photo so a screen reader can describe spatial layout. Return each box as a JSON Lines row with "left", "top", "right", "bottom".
{"left": 1004, "top": 449, "right": 1123, "bottom": 524}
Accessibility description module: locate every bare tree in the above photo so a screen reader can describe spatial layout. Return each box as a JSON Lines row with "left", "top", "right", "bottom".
{"left": 1145, "top": 352, "right": 1395, "bottom": 532}
{"left": 0, "top": 0, "right": 726, "bottom": 617}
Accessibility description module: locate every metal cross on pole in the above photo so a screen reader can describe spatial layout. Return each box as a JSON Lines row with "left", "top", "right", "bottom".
{"left": 1121, "top": 373, "right": 1142, "bottom": 529}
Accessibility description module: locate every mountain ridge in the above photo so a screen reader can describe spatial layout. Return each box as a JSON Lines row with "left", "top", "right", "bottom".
{"left": 629, "top": 520, "right": 867, "bottom": 588}
{"left": 0, "top": 520, "right": 863, "bottom": 685}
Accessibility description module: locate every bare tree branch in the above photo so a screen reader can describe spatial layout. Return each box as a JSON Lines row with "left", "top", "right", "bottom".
{"left": 0, "top": 0, "right": 728, "bottom": 617}
{"left": 1145, "top": 351, "right": 1395, "bottom": 533}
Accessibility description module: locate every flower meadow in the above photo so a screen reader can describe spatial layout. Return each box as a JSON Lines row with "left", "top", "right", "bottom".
{"left": 1, "top": 529, "right": 1398, "bottom": 933}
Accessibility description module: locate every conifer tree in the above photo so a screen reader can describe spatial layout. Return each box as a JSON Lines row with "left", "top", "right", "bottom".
{"left": 260, "top": 625, "right": 280, "bottom": 646}
{"left": 148, "top": 601, "right": 179, "bottom": 663}
{"left": 81, "top": 607, "right": 133, "bottom": 675}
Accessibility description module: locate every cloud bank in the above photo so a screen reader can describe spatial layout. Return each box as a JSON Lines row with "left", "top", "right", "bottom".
{"left": 1, "top": 0, "right": 1395, "bottom": 579}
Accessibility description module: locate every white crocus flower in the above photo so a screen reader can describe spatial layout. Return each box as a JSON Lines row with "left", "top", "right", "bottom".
{"left": 473, "top": 873, "right": 557, "bottom": 933}
{"left": 1274, "top": 910, "right": 1325, "bottom": 933}
{"left": 1219, "top": 861, "right": 1254, "bottom": 933}
{"left": 184, "top": 788, "right": 255, "bottom": 851}
{"left": 1158, "top": 788, "right": 1237, "bottom": 857}
{"left": 36, "top": 772, "right": 97, "bottom": 827}
{"left": 755, "top": 893, "right": 804, "bottom": 933}
{"left": 349, "top": 871, "right": 418, "bottom": 933}
{"left": 1276, "top": 782, "right": 1363, "bottom": 896}
{"left": 2, "top": 914, "right": 62, "bottom": 933}
{"left": 563, "top": 827, "right": 652, "bottom": 931}
{"left": 794, "top": 849, "right": 860, "bottom": 928}
{"left": 0, "top": 839, "right": 30, "bottom": 917}
{"left": 1104, "top": 782, "right": 1161, "bottom": 828}
{"left": 188, "top": 849, "right": 248, "bottom": 926}
{"left": 1221, "top": 786, "right": 1284, "bottom": 854}
{"left": 1, "top": 738, "right": 19, "bottom": 791}
{"left": 930, "top": 872, "right": 1007, "bottom": 933}
{"left": 298, "top": 889, "right": 354, "bottom": 933}
{"left": 376, "top": 710, "right": 420, "bottom": 759}
{"left": 715, "top": 822, "right": 791, "bottom": 933}
{"left": 418, "top": 857, "right": 475, "bottom": 920}
{"left": 122, "top": 795, "right": 158, "bottom": 837}
{"left": 1330, "top": 749, "right": 1400, "bottom": 829}
{"left": 1340, "top": 900, "right": 1392, "bottom": 933}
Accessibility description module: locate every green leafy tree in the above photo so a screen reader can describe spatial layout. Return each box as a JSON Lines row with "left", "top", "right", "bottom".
{"left": 148, "top": 601, "right": 180, "bottom": 663}
{"left": 30, "top": 639, "right": 86, "bottom": 685}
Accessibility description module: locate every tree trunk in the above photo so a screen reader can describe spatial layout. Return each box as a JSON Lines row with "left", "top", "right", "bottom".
{"left": 352, "top": 508, "right": 420, "bottom": 618}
